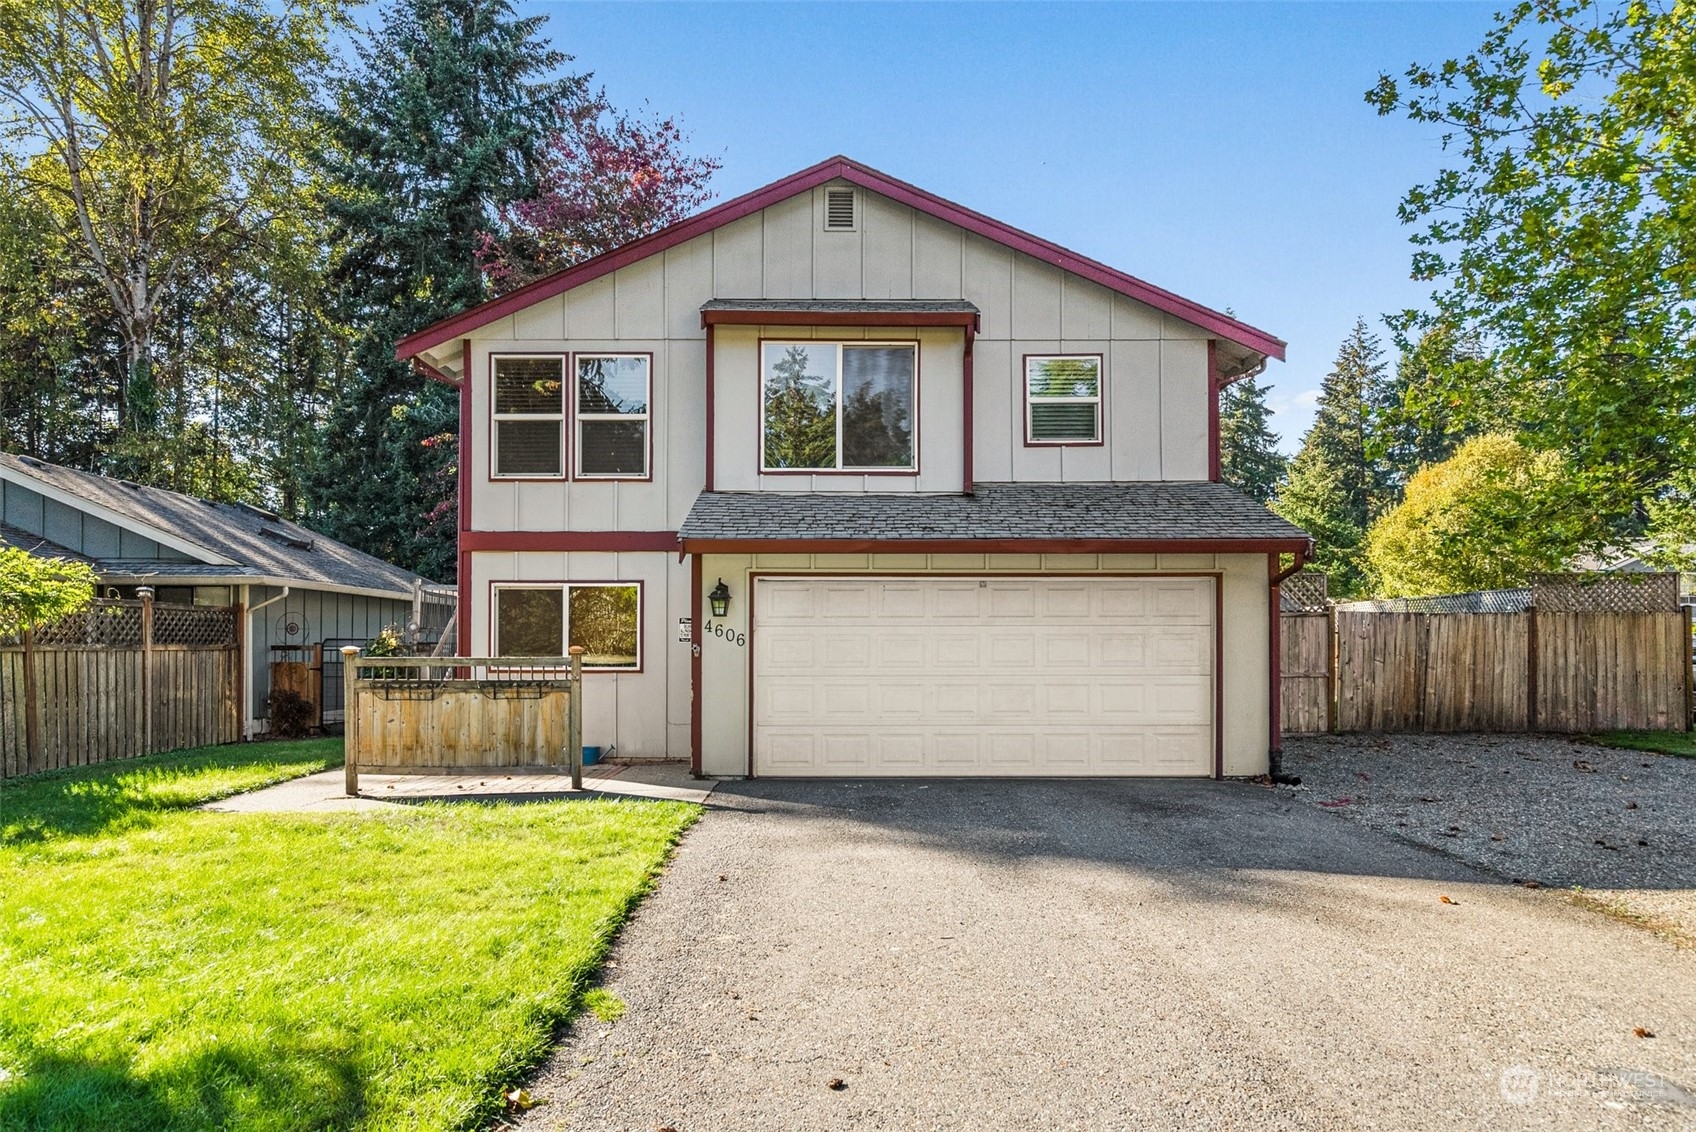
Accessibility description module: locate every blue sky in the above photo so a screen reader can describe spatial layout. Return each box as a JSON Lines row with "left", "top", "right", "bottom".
{"left": 531, "top": 1, "right": 1501, "bottom": 453}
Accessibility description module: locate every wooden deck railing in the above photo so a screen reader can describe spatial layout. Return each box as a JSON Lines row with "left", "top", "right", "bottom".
{"left": 341, "top": 648, "right": 584, "bottom": 795}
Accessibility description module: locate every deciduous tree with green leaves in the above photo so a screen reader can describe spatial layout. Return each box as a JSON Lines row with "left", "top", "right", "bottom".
{"left": 0, "top": 0, "right": 343, "bottom": 456}
{"left": 1364, "top": 433, "right": 1585, "bottom": 595}
{"left": 1367, "top": 0, "right": 1696, "bottom": 548}
{"left": 0, "top": 548, "right": 98, "bottom": 637}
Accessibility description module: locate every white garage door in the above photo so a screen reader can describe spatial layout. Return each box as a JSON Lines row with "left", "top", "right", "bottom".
{"left": 752, "top": 576, "right": 1214, "bottom": 777}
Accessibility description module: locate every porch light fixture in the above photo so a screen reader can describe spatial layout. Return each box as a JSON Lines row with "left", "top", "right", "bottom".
{"left": 708, "top": 579, "right": 731, "bottom": 618}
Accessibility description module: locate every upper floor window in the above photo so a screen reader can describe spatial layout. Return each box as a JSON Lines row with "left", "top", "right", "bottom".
{"left": 493, "top": 355, "right": 565, "bottom": 477}
{"left": 1025, "top": 355, "right": 1103, "bottom": 445}
{"left": 761, "top": 341, "right": 916, "bottom": 472}
{"left": 576, "top": 354, "right": 650, "bottom": 479}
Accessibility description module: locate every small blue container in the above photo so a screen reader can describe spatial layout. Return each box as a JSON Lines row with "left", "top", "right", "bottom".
{"left": 582, "top": 746, "right": 602, "bottom": 767}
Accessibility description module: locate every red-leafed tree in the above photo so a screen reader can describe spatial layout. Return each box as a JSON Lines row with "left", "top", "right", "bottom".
{"left": 477, "top": 96, "right": 720, "bottom": 293}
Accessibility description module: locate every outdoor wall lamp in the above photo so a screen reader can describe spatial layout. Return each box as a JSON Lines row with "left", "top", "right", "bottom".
{"left": 708, "top": 579, "right": 731, "bottom": 618}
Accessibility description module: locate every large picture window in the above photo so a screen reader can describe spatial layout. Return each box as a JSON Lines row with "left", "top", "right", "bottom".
{"left": 1025, "top": 355, "right": 1103, "bottom": 445}
{"left": 761, "top": 342, "right": 916, "bottom": 471}
{"left": 492, "top": 356, "right": 565, "bottom": 476}
{"left": 575, "top": 354, "right": 650, "bottom": 478}
{"left": 493, "top": 583, "right": 641, "bottom": 670}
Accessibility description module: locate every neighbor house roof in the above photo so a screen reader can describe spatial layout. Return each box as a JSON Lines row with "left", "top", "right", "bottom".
{"left": 0, "top": 453, "right": 436, "bottom": 598}
{"left": 0, "top": 520, "right": 92, "bottom": 564}
{"left": 396, "top": 156, "right": 1285, "bottom": 366}
{"left": 679, "top": 482, "right": 1311, "bottom": 551}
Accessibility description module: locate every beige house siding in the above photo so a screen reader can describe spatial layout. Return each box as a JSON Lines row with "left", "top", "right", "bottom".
{"left": 463, "top": 179, "right": 1217, "bottom": 534}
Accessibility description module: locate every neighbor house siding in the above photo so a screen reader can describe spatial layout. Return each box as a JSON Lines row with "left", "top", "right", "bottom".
{"left": 0, "top": 480, "right": 191, "bottom": 562}
{"left": 245, "top": 586, "right": 420, "bottom": 721}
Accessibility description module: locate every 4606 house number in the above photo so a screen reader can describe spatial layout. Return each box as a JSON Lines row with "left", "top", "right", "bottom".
{"left": 704, "top": 621, "right": 745, "bottom": 647}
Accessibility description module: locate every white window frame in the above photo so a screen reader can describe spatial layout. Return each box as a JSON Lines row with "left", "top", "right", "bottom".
{"left": 1024, "top": 354, "right": 1104, "bottom": 446}
{"left": 490, "top": 582, "right": 643, "bottom": 672}
{"left": 573, "top": 353, "right": 651, "bottom": 480}
{"left": 759, "top": 340, "right": 919, "bottom": 473}
{"left": 490, "top": 354, "right": 566, "bottom": 479}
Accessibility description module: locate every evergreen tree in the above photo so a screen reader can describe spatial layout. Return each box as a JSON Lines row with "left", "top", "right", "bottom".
{"left": 310, "top": 0, "right": 581, "bottom": 580}
{"left": 1368, "top": 323, "right": 1501, "bottom": 491}
{"left": 1218, "top": 376, "right": 1285, "bottom": 503}
{"left": 1274, "top": 318, "right": 1390, "bottom": 596}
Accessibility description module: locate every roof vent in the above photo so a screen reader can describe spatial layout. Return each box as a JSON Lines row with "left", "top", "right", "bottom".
{"left": 824, "top": 187, "right": 856, "bottom": 231}
{"left": 238, "top": 501, "right": 279, "bottom": 521}
{"left": 119, "top": 479, "right": 143, "bottom": 490}
{"left": 17, "top": 455, "right": 45, "bottom": 469}
{"left": 259, "top": 526, "right": 314, "bottom": 551}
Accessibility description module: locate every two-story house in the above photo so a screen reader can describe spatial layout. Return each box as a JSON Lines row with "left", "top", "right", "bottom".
{"left": 396, "top": 157, "right": 1311, "bottom": 778}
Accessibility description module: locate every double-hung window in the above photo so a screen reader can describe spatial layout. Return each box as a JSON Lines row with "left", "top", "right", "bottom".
{"left": 492, "top": 356, "right": 565, "bottom": 476}
{"left": 1025, "top": 355, "right": 1103, "bottom": 444}
{"left": 575, "top": 354, "right": 650, "bottom": 478}
{"left": 761, "top": 341, "right": 917, "bottom": 471}
{"left": 493, "top": 583, "right": 641, "bottom": 670}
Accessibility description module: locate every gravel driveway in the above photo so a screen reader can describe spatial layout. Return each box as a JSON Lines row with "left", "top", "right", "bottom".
{"left": 513, "top": 778, "right": 1696, "bottom": 1131}
{"left": 1282, "top": 734, "right": 1696, "bottom": 945}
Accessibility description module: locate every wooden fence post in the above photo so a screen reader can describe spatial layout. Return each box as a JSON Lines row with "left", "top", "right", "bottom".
{"left": 342, "top": 646, "right": 361, "bottom": 796}
{"left": 1526, "top": 606, "right": 1539, "bottom": 733}
{"left": 21, "top": 628, "right": 40, "bottom": 775}
{"left": 568, "top": 646, "right": 584, "bottom": 791}
{"left": 1326, "top": 605, "right": 1338, "bottom": 734}
{"left": 138, "top": 587, "right": 154, "bottom": 755}
{"left": 1684, "top": 604, "right": 1693, "bottom": 732}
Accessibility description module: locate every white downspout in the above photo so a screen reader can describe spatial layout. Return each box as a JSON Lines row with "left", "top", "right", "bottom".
{"left": 244, "top": 585, "right": 291, "bottom": 739}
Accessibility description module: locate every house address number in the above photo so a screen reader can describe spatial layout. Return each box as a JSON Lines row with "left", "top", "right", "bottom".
{"left": 704, "top": 621, "right": 746, "bottom": 647}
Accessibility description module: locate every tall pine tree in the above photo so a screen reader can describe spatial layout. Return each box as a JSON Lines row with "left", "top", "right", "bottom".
{"left": 1218, "top": 376, "right": 1285, "bottom": 503}
{"left": 1274, "top": 318, "right": 1389, "bottom": 596}
{"left": 309, "top": 0, "right": 582, "bottom": 580}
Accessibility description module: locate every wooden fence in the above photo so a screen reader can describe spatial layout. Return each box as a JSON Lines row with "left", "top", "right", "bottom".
{"left": 1, "top": 593, "right": 242, "bottom": 778}
{"left": 1280, "top": 579, "right": 1693, "bottom": 735}
{"left": 341, "top": 649, "right": 584, "bottom": 795}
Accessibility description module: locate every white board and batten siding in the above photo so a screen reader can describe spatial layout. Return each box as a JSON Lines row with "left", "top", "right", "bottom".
{"left": 754, "top": 576, "right": 1215, "bottom": 776}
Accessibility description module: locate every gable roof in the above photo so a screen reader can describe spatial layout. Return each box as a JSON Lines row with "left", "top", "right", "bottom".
{"left": 395, "top": 155, "right": 1286, "bottom": 366}
{"left": 0, "top": 453, "right": 436, "bottom": 597}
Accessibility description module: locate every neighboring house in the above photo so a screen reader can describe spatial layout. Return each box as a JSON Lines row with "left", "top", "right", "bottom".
{"left": 396, "top": 156, "right": 1311, "bottom": 778}
{"left": 0, "top": 453, "right": 453, "bottom": 735}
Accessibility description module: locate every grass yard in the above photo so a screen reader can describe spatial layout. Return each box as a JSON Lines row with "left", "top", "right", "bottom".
{"left": 1591, "top": 730, "right": 1696, "bottom": 759}
{"left": 0, "top": 741, "right": 700, "bottom": 1131}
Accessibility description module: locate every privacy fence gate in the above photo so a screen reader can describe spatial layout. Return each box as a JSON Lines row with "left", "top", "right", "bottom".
{"left": 1, "top": 591, "right": 242, "bottom": 778}
{"left": 1281, "top": 573, "right": 1694, "bottom": 735}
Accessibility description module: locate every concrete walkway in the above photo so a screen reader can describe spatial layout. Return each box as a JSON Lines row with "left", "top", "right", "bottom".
{"left": 203, "top": 761, "right": 715, "bottom": 813}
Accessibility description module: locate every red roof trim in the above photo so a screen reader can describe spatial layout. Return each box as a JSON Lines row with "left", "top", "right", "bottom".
{"left": 700, "top": 308, "right": 980, "bottom": 329}
{"left": 395, "top": 156, "right": 1285, "bottom": 362}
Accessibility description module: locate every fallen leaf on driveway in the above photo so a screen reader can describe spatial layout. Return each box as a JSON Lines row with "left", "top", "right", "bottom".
{"left": 1318, "top": 797, "right": 1353, "bottom": 808}
{"left": 505, "top": 1087, "right": 536, "bottom": 1112}
{"left": 1634, "top": 1027, "right": 1656, "bottom": 1039}
{"left": 1513, "top": 879, "right": 1542, "bottom": 889}
{"left": 827, "top": 1077, "right": 847, "bottom": 1091}
{"left": 1573, "top": 760, "right": 1596, "bottom": 772}
{"left": 1490, "top": 833, "right": 1505, "bottom": 842}
{"left": 1626, "top": 801, "right": 1639, "bottom": 809}
{"left": 1419, "top": 795, "right": 1440, "bottom": 803}
{"left": 1439, "top": 895, "right": 1458, "bottom": 905}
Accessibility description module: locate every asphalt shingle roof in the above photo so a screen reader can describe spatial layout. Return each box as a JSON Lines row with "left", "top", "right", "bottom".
{"left": 0, "top": 521, "right": 93, "bottom": 564}
{"left": 679, "top": 482, "right": 1310, "bottom": 544}
{"left": 0, "top": 452, "right": 434, "bottom": 594}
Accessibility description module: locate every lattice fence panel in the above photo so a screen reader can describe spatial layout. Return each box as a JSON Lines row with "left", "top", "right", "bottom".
{"left": 152, "top": 604, "right": 237, "bottom": 647}
{"left": 23, "top": 601, "right": 145, "bottom": 647}
{"left": 1280, "top": 571, "right": 1329, "bottom": 613}
{"left": 1531, "top": 572, "right": 1680, "bottom": 613}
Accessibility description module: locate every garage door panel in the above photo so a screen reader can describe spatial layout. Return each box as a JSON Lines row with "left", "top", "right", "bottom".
{"left": 753, "top": 577, "right": 1214, "bottom": 777}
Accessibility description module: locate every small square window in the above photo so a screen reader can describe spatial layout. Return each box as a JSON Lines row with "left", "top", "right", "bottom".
{"left": 492, "top": 356, "right": 565, "bottom": 476}
{"left": 1025, "top": 355, "right": 1102, "bottom": 444}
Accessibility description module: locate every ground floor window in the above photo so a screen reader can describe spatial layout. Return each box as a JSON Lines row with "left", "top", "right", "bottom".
{"left": 492, "top": 583, "right": 641, "bottom": 670}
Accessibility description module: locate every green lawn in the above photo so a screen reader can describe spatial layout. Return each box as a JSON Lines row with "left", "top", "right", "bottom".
{"left": 0, "top": 741, "right": 700, "bottom": 1131}
{"left": 1591, "top": 730, "right": 1696, "bottom": 758}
